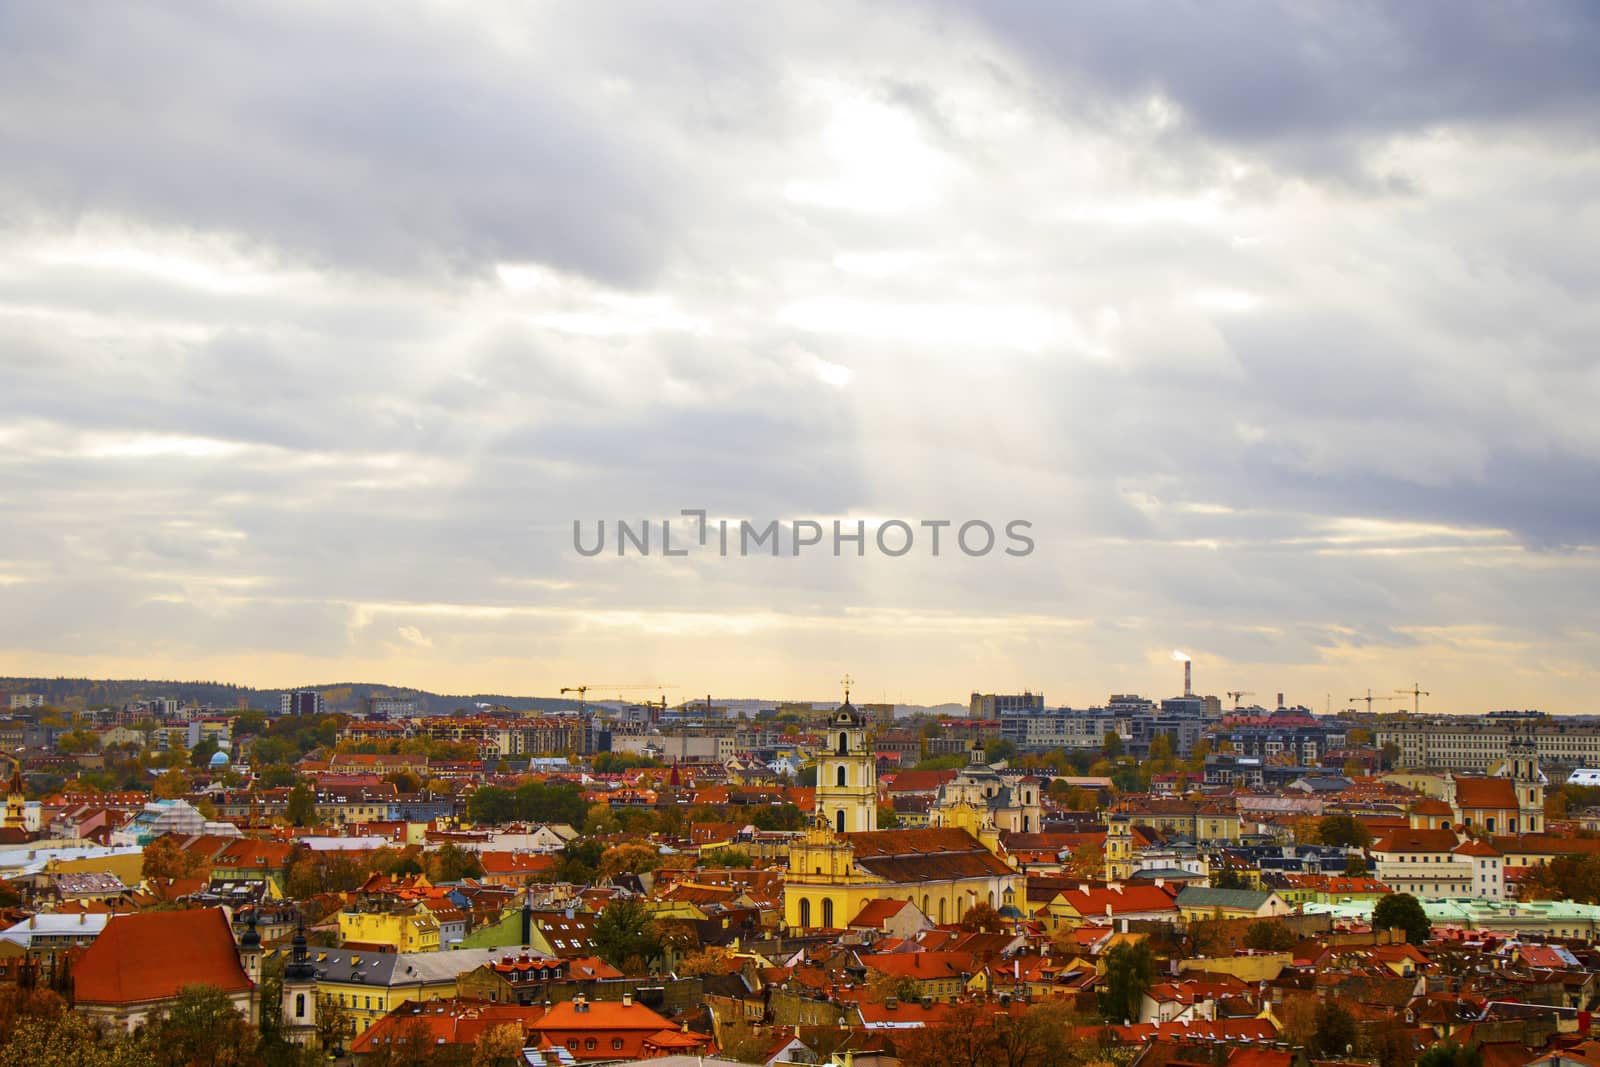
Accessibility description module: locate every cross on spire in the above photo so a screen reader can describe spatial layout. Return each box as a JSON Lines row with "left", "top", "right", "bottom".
{"left": 840, "top": 673, "right": 853, "bottom": 703}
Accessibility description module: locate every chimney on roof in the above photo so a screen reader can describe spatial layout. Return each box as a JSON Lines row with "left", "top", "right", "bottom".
{"left": 622, "top": 992, "right": 632, "bottom": 1008}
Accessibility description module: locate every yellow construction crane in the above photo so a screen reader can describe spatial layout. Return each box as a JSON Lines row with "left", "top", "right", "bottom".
{"left": 1395, "top": 683, "right": 1431, "bottom": 716}
{"left": 560, "top": 684, "right": 676, "bottom": 711}
{"left": 1348, "top": 689, "right": 1404, "bottom": 714}
{"left": 1226, "top": 690, "right": 1255, "bottom": 709}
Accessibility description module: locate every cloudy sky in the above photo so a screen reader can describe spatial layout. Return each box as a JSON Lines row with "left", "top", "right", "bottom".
{"left": 2, "top": 2, "right": 1599, "bottom": 712}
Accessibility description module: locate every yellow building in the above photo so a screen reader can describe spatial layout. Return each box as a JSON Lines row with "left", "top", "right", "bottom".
{"left": 812, "top": 699, "right": 877, "bottom": 834}
{"left": 784, "top": 823, "right": 1021, "bottom": 930}
{"left": 1104, "top": 814, "right": 1134, "bottom": 881}
{"left": 337, "top": 905, "right": 440, "bottom": 953}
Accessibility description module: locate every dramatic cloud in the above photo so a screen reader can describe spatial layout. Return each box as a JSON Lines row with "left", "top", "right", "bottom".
{"left": 1, "top": 2, "right": 1598, "bottom": 710}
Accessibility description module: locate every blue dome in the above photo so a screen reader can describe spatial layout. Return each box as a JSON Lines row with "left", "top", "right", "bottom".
{"left": 209, "top": 750, "right": 230, "bottom": 767}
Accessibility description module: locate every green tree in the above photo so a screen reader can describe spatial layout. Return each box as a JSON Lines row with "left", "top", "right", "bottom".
{"left": 189, "top": 738, "right": 221, "bottom": 768}
{"left": 1310, "top": 999, "right": 1360, "bottom": 1059}
{"left": 1101, "top": 731, "right": 1124, "bottom": 758}
{"left": 1345, "top": 852, "right": 1370, "bottom": 877}
{"left": 1373, "top": 892, "right": 1432, "bottom": 944}
{"left": 285, "top": 784, "right": 316, "bottom": 827}
{"left": 1417, "top": 1042, "right": 1483, "bottom": 1067}
{"left": 592, "top": 897, "right": 663, "bottom": 973}
{"left": 512, "top": 781, "right": 587, "bottom": 828}
{"left": 466, "top": 786, "right": 517, "bottom": 825}
{"left": 1097, "top": 939, "right": 1155, "bottom": 1024}
{"left": 1318, "top": 814, "right": 1373, "bottom": 848}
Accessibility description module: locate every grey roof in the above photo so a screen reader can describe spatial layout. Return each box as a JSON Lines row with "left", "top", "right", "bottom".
{"left": 284, "top": 945, "right": 555, "bottom": 987}
{"left": 1174, "top": 886, "right": 1277, "bottom": 910}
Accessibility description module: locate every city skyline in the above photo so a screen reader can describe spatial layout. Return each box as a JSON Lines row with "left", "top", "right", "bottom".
{"left": 3, "top": 4, "right": 1600, "bottom": 713}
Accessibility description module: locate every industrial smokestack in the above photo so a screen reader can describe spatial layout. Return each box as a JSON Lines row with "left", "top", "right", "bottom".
{"left": 1277, "top": 692, "right": 1285, "bottom": 710}
{"left": 1185, "top": 661, "right": 1192, "bottom": 697}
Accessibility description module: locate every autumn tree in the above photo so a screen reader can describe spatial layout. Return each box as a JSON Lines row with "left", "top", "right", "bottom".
{"left": 599, "top": 843, "right": 663, "bottom": 879}
{"left": 1242, "top": 919, "right": 1298, "bottom": 951}
{"left": 1318, "top": 814, "right": 1373, "bottom": 848}
{"left": 959, "top": 902, "right": 1004, "bottom": 933}
{"left": 1066, "top": 841, "right": 1103, "bottom": 879}
{"left": 141, "top": 835, "right": 205, "bottom": 882}
{"left": 896, "top": 998, "right": 1090, "bottom": 1067}
{"left": 592, "top": 897, "right": 662, "bottom": 972}
{"left": 471, "top": 1024, "right": 525, "bottom": 1067}
{"left": 145, "top": 984, "right": 258, "bottom": 1067}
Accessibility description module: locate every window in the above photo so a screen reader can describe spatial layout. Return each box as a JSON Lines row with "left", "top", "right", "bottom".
{"left": 585, "top": 1039, "right": 597, "bottom": 1051}
{"left": 295, "top": 994, "right": 305, "bottom": 1019}
{"left": 613, "top": 1039, "right": 624, "bottom": 1051}
{"left": 837, "top": 766, "right": 847, "bottom": 788}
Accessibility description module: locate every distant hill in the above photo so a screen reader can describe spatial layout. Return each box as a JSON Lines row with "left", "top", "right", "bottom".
{"left": 0, "top": 676, "right": 582, "bottom": 716}
{"left": 0, "top": 676, "right": 966, "bottom": 718}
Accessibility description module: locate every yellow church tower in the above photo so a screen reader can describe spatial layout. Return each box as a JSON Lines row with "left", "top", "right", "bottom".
{"left": 1104, "top": 813, "right": 1134, "bottom": 881}
{"left": 2, "top": 756, "right": 26, "bottom": 833}
{"left": 814, "top": 679, "right": 877, "bottom": 834}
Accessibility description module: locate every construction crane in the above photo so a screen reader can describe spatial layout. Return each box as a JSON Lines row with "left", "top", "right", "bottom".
{"left": 560, "top": 684, "right": 675, "bottom": 712}
{"left": 1226, "top": 690, "right": 1255, "bottom": 709}
{"left": 1395, "top": 683, "right": 1431, "bottom": 716}
{"left": 1348, "top": 689, "right": 1404, "bottom": 714}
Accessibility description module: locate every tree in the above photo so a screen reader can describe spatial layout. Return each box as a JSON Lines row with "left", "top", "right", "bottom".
{"left": 384, "top": 770, "right": 423, "bottom": 795}
{"left": 1417, "top": 1042, "right": 1483, "bottom": 1067}
{"left": 959, "top": 903, "right": 1004, "bottom": 933}
{"left": 1310, "top": 999, "right": 1359, "bottom": 1058}
{"left": 57, "top": 729, "right": 101, "bottom": 754}
{"left": 1277, "top": 994, "right": 1320, "bottom": 1050}
{"left": 152, "top": 769, "right": 190, "bottom": 800}
{"left": 428, "top": 843, "right": 484, "bottom": 883}
{"left": 1373, "top": 892, "right": 1432, "bottom": 944}
{"left": 749, "top": 803, "right": 803, "bottom": 832}
{"left": 141, "top": 836, "right": 204, "bottom": 882}
{"left": 1101, "top": 731, "right": 1124, "bottom": 758}
{"left": 876, "top": 804, "right": 900, "bottom": 829}
{"left": 512, "top": 781, "right": 588, "bottom": 828}
{"left": 285, "top": 784, "right": 316, "bottom": 827}
{"left": 189, "top": 738, "right": 221, "bottom": 768}
{"left": 599, "top": 843, "right": 663, "bottom": 880}
{"left": 146, "top": 984, "right": 258, "bottom": 1067}
{"left": 1242, "top": 919, "right": 1298, "bottom": 951}
{"left": 592, "top": 898, "right": 662, "bottom": 972}
{"left": 896, "top": 997, "right": 1089, "bottom": 1067}
{"left": 471, "top": 1024, "right": 525, "bottom": 1067}
{"left": 1318, "top": 814, "right": 1373, "bottom": 849}
{"left": 1212, "top": 868, "right": 1247, "bottom": 890}
{"left": 1097, "top": 939, "right": 1154, "bottom": 1024}
{"left": 466, "top": 786, "right": 517, "bottom": 825}
{"left": 1344, "top": 852, "right": 1369, "bottom": 877}
{"left": 1347, "top": 728, "right": 1373, "bottom": 746}
{"left": 1290, "top": 816, "right": 1322, "bottom": 845}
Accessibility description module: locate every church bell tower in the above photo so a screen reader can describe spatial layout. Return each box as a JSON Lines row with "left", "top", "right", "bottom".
{"left": 815, "top": 677, "right": 877, "bottom": 834}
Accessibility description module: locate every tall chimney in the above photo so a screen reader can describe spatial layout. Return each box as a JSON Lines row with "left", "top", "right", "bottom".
{"left": 1277, "top": 692, "right": 1285, "bottom": 710}
{"left": 1184, "top": 661, "right": 1192, "bottom": 697}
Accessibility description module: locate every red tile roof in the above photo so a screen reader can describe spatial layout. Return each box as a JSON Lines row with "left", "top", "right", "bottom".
{"left": 1452, "top": 777, "right": 1518, "bottom": 811}
{"left": 74, "top": 908, "right": 251, "bottom": 1005}
{"left": 1371, "top": 828, "right": 1460, "bottom": 854}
